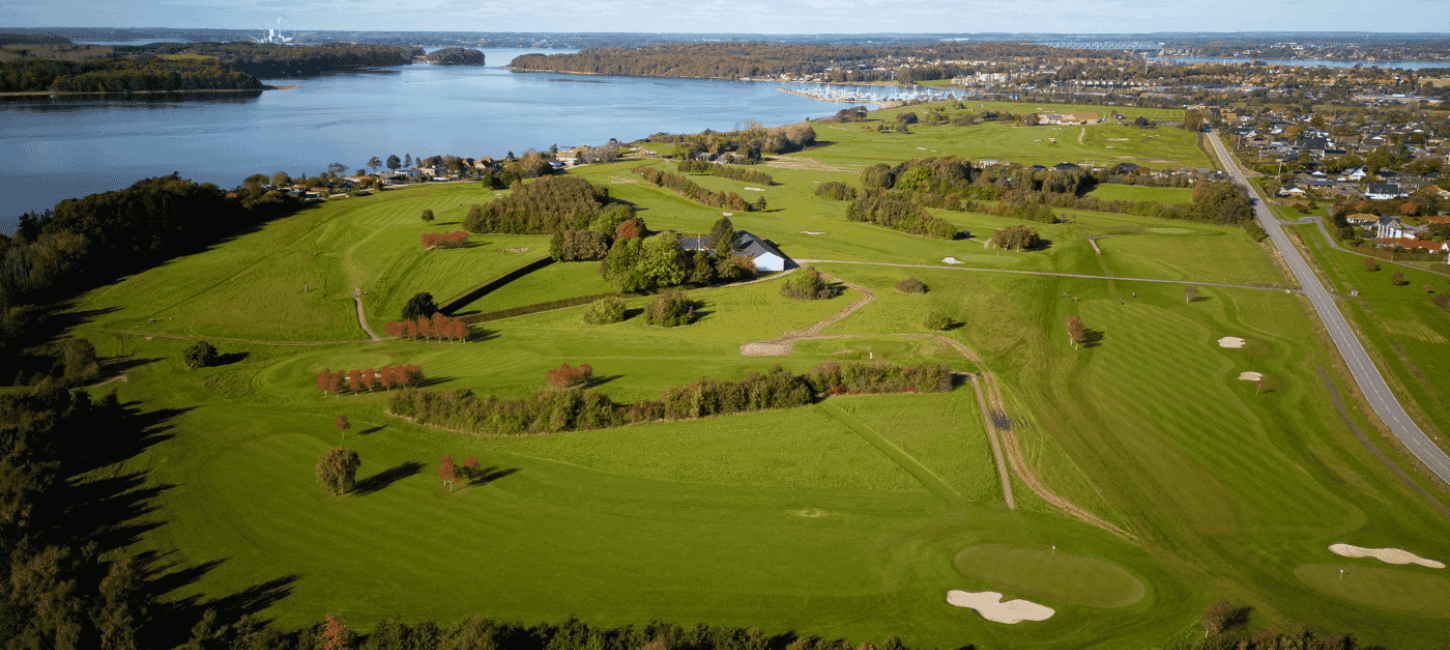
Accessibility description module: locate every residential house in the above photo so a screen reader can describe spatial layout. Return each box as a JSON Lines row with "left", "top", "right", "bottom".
{"left": 678, "top": 231, "right": 791, "bottom": 273}
{"left": 1366, "top": 183, "right": 1403, "bottom": 201}
{"left": 1374, "top": 216, "right": 1413, "bottom": 240}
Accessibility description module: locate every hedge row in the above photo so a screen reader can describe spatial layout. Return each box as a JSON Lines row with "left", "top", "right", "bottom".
{"left": 389, "top": 362, "right": 954, "bottom": 435}
{"left": 457, "top": 293, "right": 620, "bottom": 324}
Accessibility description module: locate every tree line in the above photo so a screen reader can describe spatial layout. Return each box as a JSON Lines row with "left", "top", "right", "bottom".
{"left": 462, "top": 176, "right": 618, "bottom": 234}
{"left": 0, "top": 57, "right": 262, "bottom": 92}
{"left": 646, "top": 121, "right": 817, "bottom": 161}
{"left": 116, "top": 42, "right": 417, "bottom": 78}
{"left": 844, "top": 194, "right": 960, "bottom": 239}
{"left": 675, "top": 160, "right": 776, "bottom": 185}
{"left": 389, "top": 361, "right": 953, "bottom": 435}
{"left": 421, "top": 231, "right": 469, "bottom": 250}
{"left": 599, "top": 226, "right": 757, "bottom": 293}
{"left": 316, "top": 365, "right": 425, "bottom": 396}
{"left": 383, "top": 314, "right": 470, "bottom": 342}
{"left": 631, "top": 166, "right": 766, "bottom": 212}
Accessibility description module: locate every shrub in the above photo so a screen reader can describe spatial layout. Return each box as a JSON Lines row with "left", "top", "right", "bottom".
{"left": 401, "top": 293, "right": 438, "bottom": 321}
{"left": 1391, "top": 271, "right": 1408, "bottom": 286}
{"left": 924, "top": 310, "right": 951, "bottom": 331}
{"left": 420, "top": 208, "right": 434, "bottom": 222}
{"left": 814, "top": 181, "right": 858, "bottom": 201}
{"left": 780, "top": 266, "right": 835, "bottom": 300}
{"left": 895, "top": 278, "right": 927, "bottom": 294}
{"left": 583, "top": 295, "right": 627, "bottom": 324}
{"left": 546, "top": 363, "right": 594, "bottom": 390}
{"left": 184, "top": 340, "right": 218, "bottom": 369}
{"left": 1364, "top": 257, "right": 1379, "bottom": 272}
{"left": 1433, "top": 293, "right": 1450, "bottom": 312}
{"left": 615, "top": 218, "right": 644, "bottom": 241}
{"left": 645, "top": 290, "right": 694, "bottom": 327}
{"left": 421, "top": 230, "right": 468, "bottom": 249}
{"left": 991, "top": 225, "right": 1040, "bottom": 251}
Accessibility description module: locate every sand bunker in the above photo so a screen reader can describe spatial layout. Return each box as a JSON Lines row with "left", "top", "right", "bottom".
{"left": 943, "top": 257, "right": 964, "bottom": 265}
{"left": 740, "top": 342, "right": 791, "bottom": 357}
{"left": 800, "top": 231, "right": 826, "bottom": 235}
{"left": 1330, "top": 544, "right": 1445, "bottom": 569}
{"left": 946, "top": 591, "right": 1055, "bottom": 624}
{"left": 1238, "top": 371, "right": 1263, "bottom": 381}
{"left": 503, "top": 248, "right": 530, "bottom": 253}
{"left": 1218, "top": 336, "right": 1246, "bottom": 348}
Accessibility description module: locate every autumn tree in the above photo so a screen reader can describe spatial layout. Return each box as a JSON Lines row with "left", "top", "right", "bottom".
{"left": 1364, "top": 257, "right": 1379, "bottom": 272}
{"left": 1065, "top": 316, "right": 1085, "bottom": 350}
{"left": 317, "top": 613, "right": 354, "bottom": 650}
{"left": 1391, "top": 271, "right": 1408, "bottom": 286}
{"left": 316, "top": 447, "right": 361, "bottom": 496}
{"left": 334, "top": 415, "right": 350, "bottom": 442}
{"left": 546, "top": 363, "right": 594, "bottom": 389}
{"left": 464, "top": 457, "right": 480, "bottom": 479}
{"left": 1184, "top": 285, "right": 1198, "bottom": 303}
{"left": 439, "top": 455, "right": 458, "bottom": 492}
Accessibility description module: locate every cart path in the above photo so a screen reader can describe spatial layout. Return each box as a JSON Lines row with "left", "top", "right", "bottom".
{"left": 355, "top": 287, "right": 382, "bottom": 341}
{"left": 969, "top": 374, "right": 1016, "bottom": 510}
{"left": 794, "top": 259, "right": 1300, "bottom": 294}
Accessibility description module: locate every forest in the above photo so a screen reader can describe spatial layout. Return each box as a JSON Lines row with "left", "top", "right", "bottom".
{"left": 461, "top": 176, "right": 617, "bottom": 234}
{"left": 115, "top": 42, "right": 418, "bottom": 78}
{"left": 0, "top": 57, "right": 262, "bottom": 92}
{"left": 506, "top": 41, "right": 1126, "bottom": 81}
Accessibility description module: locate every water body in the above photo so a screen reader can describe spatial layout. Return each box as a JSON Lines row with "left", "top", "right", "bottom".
{"left": 0, "top": 48, "right": 865, "bottom": 229}
{"left": 1148, "top": 56, "right": 1450, "bottom": 70}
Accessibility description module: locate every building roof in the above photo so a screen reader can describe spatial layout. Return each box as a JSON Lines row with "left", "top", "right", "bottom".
{"left": 1383, "top": 238, "right": 1448, "bottom": 252}
{"left": 733, "top": 231, "right": 787, "bottom": 262}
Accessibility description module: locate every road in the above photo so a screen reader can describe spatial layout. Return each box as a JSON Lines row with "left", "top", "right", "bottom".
{"left": 1206, "top": 130, "right": 1450, "bottom": 486}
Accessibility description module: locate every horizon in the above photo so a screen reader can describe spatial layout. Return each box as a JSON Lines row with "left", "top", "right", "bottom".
{"left": 5, "top": 0, "right": 1449, "bottom": 35}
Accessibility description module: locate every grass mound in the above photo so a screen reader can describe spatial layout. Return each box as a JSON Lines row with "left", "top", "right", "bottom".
{"left": 953, "top": 545, "right": 1146, "bottom": 608}
{"left": 1295, "top": 564, "right": 1450, "bottom": 619}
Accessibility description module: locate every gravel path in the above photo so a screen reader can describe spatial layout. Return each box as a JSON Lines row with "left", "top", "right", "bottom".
{"left": 354, "top": 287, "right": 382, "bottom": 341}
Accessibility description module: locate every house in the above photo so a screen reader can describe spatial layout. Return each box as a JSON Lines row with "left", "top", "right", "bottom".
{"left": 1383, "top": 238, "right": 1450, "bottom": 256}
{"left": 1374, "top": 216, "right": 1412, "bottom": 240}
{"left": 1366, "top": 183, "right": 1403, "bottom": 200}
{"left": 1052, "top": 162, "right": 1082, "bottom": 172}
{"left": 1341, "top": 167, "right": 1367, "bottom": 181}
{"left": 1344, "top": 213, "right": 1380, "bottom": 226}
{"left": 678, "top": 231, "right": 791, "bottom": 273}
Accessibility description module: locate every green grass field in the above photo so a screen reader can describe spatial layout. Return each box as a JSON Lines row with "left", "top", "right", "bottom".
{"left": 57, "top": 103, "right": 1450, "bottom": 649}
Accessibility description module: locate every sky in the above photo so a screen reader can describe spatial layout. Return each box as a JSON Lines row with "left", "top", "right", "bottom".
{"left": 4, "top": 0, "right": 1448, "bottom": 35}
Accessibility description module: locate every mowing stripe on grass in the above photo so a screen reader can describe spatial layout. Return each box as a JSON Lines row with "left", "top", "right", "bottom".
{"left": 817, "top": 401, "right": 966, "bottom": 505}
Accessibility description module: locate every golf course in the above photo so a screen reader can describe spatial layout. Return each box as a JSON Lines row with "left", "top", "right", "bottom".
{"left": 48, "top": 101, "right": 1450, "bottom": 649}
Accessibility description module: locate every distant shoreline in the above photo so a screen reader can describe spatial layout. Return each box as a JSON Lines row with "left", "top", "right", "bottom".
{"left": 0, "top": 85, "right": 299, "bottom": 98}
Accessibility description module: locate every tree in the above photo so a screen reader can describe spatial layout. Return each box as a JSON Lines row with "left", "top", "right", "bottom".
{"left": 583, "top": 295, "right": 627, "bottom": 325}
{"left": 367, "top": 156, "right": 382, "bottom": 173}
{"left": 317, "top": 614, "right": 354, "bottom": 650}
{"left": 924, "top": 310, "right": 951, "bottom": 330}
{"left": 94, "top": 556, "right": 144, "bottom": 650}
{"left": 991, "top": 225, "right": 1040, "bottom": 252}
{"left": 401, "top": 293, "right": 438, "bottom": 321}
{"left": 546, "top": 363, "right": 594, "bottom": 389}
{"left": 708, "top": 215, "right": 736, "bottom": 259}
{"left": 404, "top": 154, "right": 413, "bottom": 168}
{"left": 1391, "top": 271, "right": 1408, "bottom": 286}
{"left": 464, "top": 457, "right": 480, "bottom": 479}
{"left": 1364, "top": 256, "right": 1379, "bottom": 272}
{"left": 334, "top": 415, "right": 350, "bottom": 442}
{"left": 270, "top": 171, "right": 290, "bottom": 187}
{"left": 895, "top": 278, "right": 927, "bottom": 294}
{"left": 1065, "top": 316, "right": 1085, "bottom": 350}
{"left": 386, "top": 155, "right": 401, "bottom": 171}
{"left": 420, "top": 209, "right": 434, "bottom": 223}
{"left": 183, "top": 340, "right": 218, "bottom": 369}
{"left": 1184, "top": 285, "right": 1198, "bottom": 303}
{"left": 439, "top": 455, "right": 457, "bottom": 491}
{"left": 316, "top": 447, "right": 361, "bottom": 496}
{"left": 1201, "top": 599, "right": 1232, "bottom": 637}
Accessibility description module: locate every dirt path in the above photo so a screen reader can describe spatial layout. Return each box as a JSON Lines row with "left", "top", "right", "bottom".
{"left": 740, "top": 273, "right": 874, "bottom": 356}
{"left": 354, "top": 287, "right": 382, "bottom": 341}
{"left": 969, "top": 375, "right": 1016, "bottom": 509}
{"left": 1078, "top": 126, "right": 1086, "bottom": 146}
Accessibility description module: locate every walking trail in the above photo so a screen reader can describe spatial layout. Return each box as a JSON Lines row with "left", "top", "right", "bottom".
{"left": 740, "top": 272, "right": 1133, "bottom": 539}
{"left": 354, "top": 287, "right": 382, "bottom": 341}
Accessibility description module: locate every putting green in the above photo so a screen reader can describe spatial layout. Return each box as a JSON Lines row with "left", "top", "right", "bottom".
{"left": 1145, "top": 227, "right": 1194, "bottom": 235}
{"left": 953, "top": 545, "right": 1146, "bottom": 608}
{"left": 1295, "top": 564, "right": 1450, "bottom": 619}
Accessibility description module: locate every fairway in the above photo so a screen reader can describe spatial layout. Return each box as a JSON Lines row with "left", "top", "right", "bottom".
{"left": 53, "top": 100, "right": 1450, "bottom": 650}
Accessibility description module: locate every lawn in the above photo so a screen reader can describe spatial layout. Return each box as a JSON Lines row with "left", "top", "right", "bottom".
{"left": 54, "top": 109, "right": 1450, "bottom": 650}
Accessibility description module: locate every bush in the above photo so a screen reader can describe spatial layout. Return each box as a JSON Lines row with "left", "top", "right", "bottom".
{"left": 583, "top": 295, "right": 627, "bottom": 324}
{"left": 420, "top": 208, "right": 434, "bottom": 222}
{"left": 814, "top": 181, "right": 858, "bottom": 201}
{"left": 895, "top": 278, "right": 927, "bottom": 294}
{"left": 1433, "top": 293, "right": 1450, "bottom": 312}
{"left": 645, "top": 290, "right": 694, "bottom": 327}
{"left": 1364, "top": 257, "right": 1379, "bottom": 272}
{"left": 990, "top": 225, "right": 1040, "bottom": 251}
{"left": 780, "top": 266, "right": 835, "bottom": 300}
{"left": 1391, "top": 271, "right": 1408, "bottom": 286}
{"left": 549, "top": 229, "right": 611, "bottom": 261}
{"left": 401, "top": 293, "right": 438, "bottom": 321}
{"left": 184, "top": 340, "right": 218, "bottom": 369}
{"left": 546, "top": 363, "right": 593, "bottom": 390}
{"left": 924, "top": 310, "right": 951, "bottom": 331}
{"left": 421, "top": 230, "right": 468, "bottom": 249}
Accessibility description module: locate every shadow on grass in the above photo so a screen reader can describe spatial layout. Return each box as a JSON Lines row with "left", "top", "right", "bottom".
{"left": 353, "top": 461, "right": 424, "bottom": 495}
{"left": 467, "top": 466, "right": 520, "bottom": 487}
{"left": 1082, "top": 328, "right": 1106, "bottom": 349}
{"left": 101, "top": 355, "right": 164, "bottom": 376}
{"left": 214, "top": 351, "right": 250, "bottom": 366}
{"left": 358, "top": 424, "right": 386, "bottom": 436}
{"left": 586, "top": 374, "right": 623, "bottom": 389}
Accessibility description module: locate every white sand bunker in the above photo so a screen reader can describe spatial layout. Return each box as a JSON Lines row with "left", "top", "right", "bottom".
{"left": 947, "top": 590, "right": 1055, "bottom": 624}
{"left": 1238, "top": 371, "right": 1263, "bottom": 381}
{"left": 1218, "top": 336, "right": 1246, "bottom": 348}
{"left": 1330, "top": 544, "right": 1445, "bottom": 569}
{"left": 943, "top": 257, "right": 964, "bottom": 265}
{"left": 799, "top": 231, "right": 826, "bottom": 235}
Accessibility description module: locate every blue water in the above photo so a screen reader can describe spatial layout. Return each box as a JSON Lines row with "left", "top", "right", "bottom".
{"left": 0, "top": 48, "right": 875, "bottom": 229}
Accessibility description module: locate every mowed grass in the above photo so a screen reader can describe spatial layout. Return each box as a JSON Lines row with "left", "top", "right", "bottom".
{"left": 954, "top": 545, "right": 1147, "bottom": 607}
{"left": 1295, "top": 564, "right": 1450, "bottom": 619}
{"left": 1086, "top": 184, "right": 1194, "bottom": 205}
{"left": 58, "top": 110, "right": 1450, "bottom": 649}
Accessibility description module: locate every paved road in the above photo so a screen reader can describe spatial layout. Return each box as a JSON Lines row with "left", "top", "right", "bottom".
{"left": 1206, "top": 130, "right": 1450, "bottom": 486}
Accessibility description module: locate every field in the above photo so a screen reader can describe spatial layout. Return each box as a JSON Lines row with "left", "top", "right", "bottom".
{"left": 60, "top": 102, "right": 1450, "bottom": 649}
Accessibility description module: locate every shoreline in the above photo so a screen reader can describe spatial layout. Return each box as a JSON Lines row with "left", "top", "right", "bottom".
{"left": 0, "top": 85, "right": 298, "bottom": 98}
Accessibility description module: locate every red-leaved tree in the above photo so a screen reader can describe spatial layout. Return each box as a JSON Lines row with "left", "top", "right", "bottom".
{"left": 335, "top": 415, "right": 350, "bottom": 442}
{"left": 439, "top": 455, "right": 457, "bottom": 491}
{"left": 464, "top": 457, "right": 479, "bottom": 479}
{"left": 317, "top": 369, "right": 332, "bottom": 396}
{"left": 546, "top": 363, "right": 594, "bottom": 390}
{"left": 1065, "top": 316, "right": 1086, "bottom": 350}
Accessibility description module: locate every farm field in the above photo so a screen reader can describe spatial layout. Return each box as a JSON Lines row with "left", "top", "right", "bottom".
{"left": 57, "top": 102, "right": 1450, "bottom": 649}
